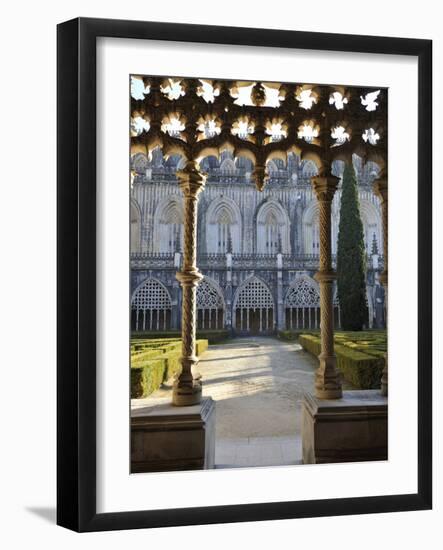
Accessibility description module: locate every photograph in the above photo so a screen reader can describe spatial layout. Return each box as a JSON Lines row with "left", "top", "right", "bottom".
{"left": 0, "top": 0, "right": 437, "bottom": 542}
{"left": 129, "top": 75, "right": 388, "bottom": 473}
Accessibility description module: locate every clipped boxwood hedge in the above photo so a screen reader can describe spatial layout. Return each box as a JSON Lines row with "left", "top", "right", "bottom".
{"left": 277, "top": 330, "right": 309, "bottom": 342}
{"left": 298, "top": 333, "right": 385, "bottom": 389}
{"left": 131, "top": 359, "right": 166, "bottom": 399}
{"left": 132, "top": 329, "right": 230, "bottom": 344}
{"left": 131, "top": 338, "right": 208, "bottom": 398}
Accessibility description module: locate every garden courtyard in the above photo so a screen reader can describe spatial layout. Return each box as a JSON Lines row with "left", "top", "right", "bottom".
{"left": 131, "top": 336, "right": 361, "bottom": 468}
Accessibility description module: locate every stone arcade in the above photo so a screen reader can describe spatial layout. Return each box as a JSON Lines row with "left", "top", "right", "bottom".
{"left": 130, "top": 76, "right": 388, "bottom": 470}
{"left": 130, "top": 151, "right": 386, "bottom": 336}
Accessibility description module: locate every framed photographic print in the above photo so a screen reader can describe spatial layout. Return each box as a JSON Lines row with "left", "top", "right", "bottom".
{"left": 57, "top": 17, "right": 432, "bottom": 532}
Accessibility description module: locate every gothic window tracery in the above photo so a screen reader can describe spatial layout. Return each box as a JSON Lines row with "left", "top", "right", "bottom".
{"left": 131, "top": 201, "right": 141, "bottom": 253}
{"left": 206, "top": 197, "right": 241, "bottom": 254}
{"left": 130, "top": 75, "right": 387, "bottom": 337}
{"left": 302, "top": 159, "right": 319, "bottom": 178}
{"left": 131, "top": 278, "right": 172, "bottom": 331}
{"left": 264, "top": 211, "right": 279, "bottom": 254}
{"left": 256, "top": 201, "right": 290, "bottom": 254}
{"left": 233, "top": 277, "right": 275, "bottom": 333}
{"left": 216, "top": 208, "right": 233, "bottom": 253}
{"left": 359, "top": 199, "right": 383, "bottom": 255}
{"left": 220, "top": 158, "right": 236, "bottom": 173}
{"left": 284, "top": 277, "right": 320, "bottom": 329}
{"left": 285, "top": 278, "right": 320, "bottom": 307}
{"left": 154, "top": 197, "right": 184, "bottom": 253}
{"left": 311, "top": 212, "right": 320, "bottom": 254}
{"left": 196, "top": 278, "right": 225, "bottom": 329}
{"left": 302, "top": 201, "right": 321, "bottom": 255}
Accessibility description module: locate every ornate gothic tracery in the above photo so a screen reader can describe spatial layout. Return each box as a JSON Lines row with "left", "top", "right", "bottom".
{"left": 131, "top": 76, "right": 387, "bottom": 188}
{"left": 153, "top": 195, "right": 183, "bottom": 253}
{"left": 130, "top": 74, "right": 388, "bottom": 403}
{"left": 285, "top": 277, "right": 320, "bottom": 307}
{"left": 196, "top": 277, "right": 225, "bottom": 330}
{"left": 284, "top": 277, "right": 320, "bottom": 329}
{"left": 130, "top": 200, "right": 141, "bottom": 254}
{"left": 206, "top": 196, "right": 241, "bottom": 253}
{"left": 256, "top": 199, "right": 291, "bottom": 254}
{"left": 131, "top": 278, "right": 172, "bottom": 331}
{"left": 233, "top": 276, "right": 275, "bottom": 333}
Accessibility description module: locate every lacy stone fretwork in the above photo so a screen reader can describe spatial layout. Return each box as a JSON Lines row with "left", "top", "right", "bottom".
{"left": 196, "top": 278, "right": 225, "bottom": 330}
{"left": 130, "top": 74, "right": 388, "bottom": 403}
{"left": 285, "top": 277, "right": 320, "bottom": 330}
{"left": 131, "top": 277, "right": 172, "bottom": 331}
{"left": 233, "top": 276, "right": 275, "bottom": 333}
{"left": 284, "top": 276, "right": 341, "bottom": 330}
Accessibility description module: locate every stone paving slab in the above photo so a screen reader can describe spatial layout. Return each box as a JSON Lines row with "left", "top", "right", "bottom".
{"left": 131, "top": 337, "right": 357, "bottom": 467}
{"left": 133, "top": 337, "right": 319, "bottom": 435}
{"left": 132, "top": 336, "right": 333, "bottom": 468}
{"left": 199, "top": 337, "right": 319, "bottom": 439}
{"left": 215, "top": 436, "right": 302, "bottom": 468}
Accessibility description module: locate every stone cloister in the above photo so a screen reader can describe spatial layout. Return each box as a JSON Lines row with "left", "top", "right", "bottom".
{"left": 130, "top": 76, "right": 388, "bottom": 469}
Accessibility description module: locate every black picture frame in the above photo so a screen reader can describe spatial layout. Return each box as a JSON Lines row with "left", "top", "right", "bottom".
{"left": 57, "top": 17, "right": 432, "bottom": 532}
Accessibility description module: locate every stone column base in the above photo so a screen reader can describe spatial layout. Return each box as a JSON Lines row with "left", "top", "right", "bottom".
{"left": 131, "top": 397, "right": 216, "bottom": 473}
{"left": 302, "top": 390, "right": 387, "bottom": 464}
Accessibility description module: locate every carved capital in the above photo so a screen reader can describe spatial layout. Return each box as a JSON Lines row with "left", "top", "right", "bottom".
{"left": 177, "top": 161, "right": 206, "bottom": 198}
{"left": 373, "top": 178, "right": 388, "bottom": 202}
{"left": 252, "top": 165, "right": 268, "bottom": 192}
{"left": 312, "top": 176, "right": 339, "bottom": 202}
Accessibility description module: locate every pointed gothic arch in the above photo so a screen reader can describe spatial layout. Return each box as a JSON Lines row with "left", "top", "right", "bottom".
{"left": 131, "top": 198, "right": 142, "bottom": 253}
{"left": 266, "top": 159, "right": 278, "bottom": 173}
{"left": 255, "top": 199, "right": 291, "bottom": 254}
{"left": 302, "top": 159, "right": 319, "bottom": 178}
{"left": 131, "top": 277, "right": 172, "bottom": 331}
{"left": 233, "top": 276, "right": 275, "bottom": 334}
{"left": 219, "top": 157, "right": 236, "bottom": 172}
{"left": 153, "top": 194, "right": 184, "bottom": 253}
{"left": 302, "top": 200, "right": 320, "bottom": 255}
{"left": 196, "top": 276, "right": 226, "bottom": 330}
{"left": 359, "top": 198, "right": 383, "bottom": 255}
{"left": 284, "top": 276, "right": 320, "bottom": 329}
{"left": 205, "top": 196, "right": 242, "bottom": 253}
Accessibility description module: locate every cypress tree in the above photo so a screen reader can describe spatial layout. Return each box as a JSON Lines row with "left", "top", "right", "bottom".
{"left": 336, "top": 162, "right": 368, "bottom": 330}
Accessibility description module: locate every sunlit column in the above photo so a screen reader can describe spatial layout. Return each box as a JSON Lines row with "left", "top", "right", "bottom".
{"left": 312, "top": 176, "right": 343, "bottom": 399}
{"left": 373, "top": 177, "right": 388, "bottom": 396}
{"left": 173, "top": 161, "right": 206, "bottom": 406}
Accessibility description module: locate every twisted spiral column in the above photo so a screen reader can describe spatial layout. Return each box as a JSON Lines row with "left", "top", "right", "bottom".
{"left": 172, "top": 161, "right": 206, "bottom": 406}
{"left": 373, "top": 178, "right": 388, "bottom": 396}
{"left": 312, "top": 176, "right": 342, "bottom": 399}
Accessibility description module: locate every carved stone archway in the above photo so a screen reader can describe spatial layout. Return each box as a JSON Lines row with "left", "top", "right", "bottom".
{"left": 131, "top": 75, "right": 387, "bottom": 404}
{"left": 131, "top": 277, "right": 172, "bottom": 331}
{"left": 233, "top": 276, "right": 275, "bottom": 334}
{"left": 196, "top": 276, "right": 225, "bottom": 330}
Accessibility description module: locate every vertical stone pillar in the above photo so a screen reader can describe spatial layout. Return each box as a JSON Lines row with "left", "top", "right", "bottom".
{"left": 312, "top": 176, "right": 342, "bottom": 399}
{"left": 171, "top": 252, "right": 181, "bottom": 329}
{"left": 276, "top": 253, "right": 284, "bottom": 329}
{"left": 225, "top": 252, "right": 232, "bottom": 329}
{"left": 373, "top": 178, "right": 388, "bottom": 396}
{"left": 172, "top": 161, "right": 206, "bottom": 406}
